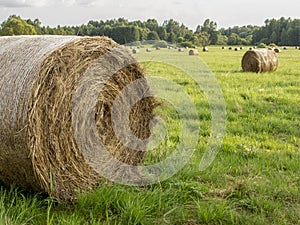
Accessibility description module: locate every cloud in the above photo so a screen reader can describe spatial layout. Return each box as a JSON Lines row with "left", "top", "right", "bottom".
{"left": 0, "top": 0, "right": 99, "bottom": 8}
{"left": 58, "top": 0, "right": 102, "bottom": 6}
{"left": 0, "top": 0, "right": 49, "bottom": 7}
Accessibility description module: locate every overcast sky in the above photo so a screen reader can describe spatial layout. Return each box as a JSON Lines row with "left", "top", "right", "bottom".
{"left": 0, "top": 0, "right": 299, "bottom": 30}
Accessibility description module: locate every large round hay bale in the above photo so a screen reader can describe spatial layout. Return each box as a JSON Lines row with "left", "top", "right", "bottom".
{"left": 189, "top": 49, "right": 199, "bottom": 55}
{"left": 202, "top": 47, "right": 208, "bottom": 52}
{"left": 0, "top": 36, "right": 156, "bottom": 201}
{"left": 241, "top": 49, "right": 278, "bottom": 73}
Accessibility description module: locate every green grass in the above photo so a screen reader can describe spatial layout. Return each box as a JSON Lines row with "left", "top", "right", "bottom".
{"left": 0, "top": 46, "right": 299, "bottom": 224}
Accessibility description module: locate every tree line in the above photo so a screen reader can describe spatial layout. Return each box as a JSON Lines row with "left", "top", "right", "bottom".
{"left": 0, "top": 15, "right": 299, "bottom": 46}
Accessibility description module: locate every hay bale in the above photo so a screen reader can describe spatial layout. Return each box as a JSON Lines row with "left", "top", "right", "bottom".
{"left": 189, "top": 49, "right": 199, "bottom": 55}
{"left": 283, "top": 47, "right": 288, "bottom": 50}
{"left": 229, "top": 47, "right": 232, "bottom": 50}
{"left": 241, "top": 49, "right": 278, "bottom": 73}
{"left": 234, "top": 47, "right": 240, "bottom": 51}
{"left": 202, "top": 47, "right": 208, "bottom": 52}
{"left": 240, "top": 47, "right": 244, "bottom": 50}
{"left": 132, "top": 48, "right": 139, "bottom": 54}
{"left": 178, "top": 48, "right": 185, "bottom": 52}
{"left": 156, "top": 47, "right": 161, "bottom": 50}
{"left": 274, "top": 48, "right": 281, "bottom": 53}
{"left": 146, "top": 48, "right": 152, "bottom": 52}
{"left": 222, "top": 46, "right": 226, "bottom": 49}
{"left": 0, "top": 36, "right": 156, "bottom": 201}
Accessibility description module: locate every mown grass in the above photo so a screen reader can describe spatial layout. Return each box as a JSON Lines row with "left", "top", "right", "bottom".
{"left": 0, "top": 46, "right": 299, "bottom": 224}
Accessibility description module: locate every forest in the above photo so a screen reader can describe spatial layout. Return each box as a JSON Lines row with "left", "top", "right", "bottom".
{"left": 0, "top": 15, "right": 299, "bottom": 46}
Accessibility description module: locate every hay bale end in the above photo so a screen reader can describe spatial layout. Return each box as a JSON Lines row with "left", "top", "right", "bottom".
{"left": 189, "top": 49, "right": 199, "bottom": 55}
{"left": 0, "top": 35, "right": 157, "bottom": 201}
{"left": 241, "top": 49, "right": 278, "bottom": 73}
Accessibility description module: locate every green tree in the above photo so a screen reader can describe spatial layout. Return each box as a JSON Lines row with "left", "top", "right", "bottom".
{"left": 195, "top": 19, "right": 218, "bottom": 45}
{"left": 216, "top": 34, "right": 228, "bottom": 45}
{"left": 227, "top": 33, "right": 239, "bottom": 45}
{"left": 157, "top": 27, "right": 167, "bottom": 40}
{"left": 167, "top": 32, "right": 177, "bottom": 43}
{"left": 147, "top": 31, "right": 160, "bottom": 40}
{"left": 0, "top": 15, "right": 37, "bottom": 35}
{"left": 145, "top": 19, "right": 159, "bottom": 31}
{"left": 195, "top": 32, "right": 210, "bottom": 47}
{"left": 280, "top": 28, "right": 289, "bottom": 45}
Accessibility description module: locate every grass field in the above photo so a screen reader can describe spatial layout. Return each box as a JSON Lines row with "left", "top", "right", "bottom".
{"left": 0, "top": 46, "right": 299, "bottom": 225}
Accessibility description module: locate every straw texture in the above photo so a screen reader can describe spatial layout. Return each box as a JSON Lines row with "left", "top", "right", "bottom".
{"left": 0, "top": 35, "right": 156, "bottom": 200}
{"left": 241, "top": 49, "right": 278, "bottom": 73}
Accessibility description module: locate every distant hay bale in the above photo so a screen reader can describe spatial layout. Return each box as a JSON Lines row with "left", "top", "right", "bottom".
{"left": 222, "top": 46, "right": 226, "bottom": 49}
{"left": 234, "top": 47, "right": 240, "bottom": 51}
{"left": 202, "top": 47, "right": 208, "bottom": 52}
{"left": 156, "top": 47, "right": 161, "bottom": 50}
{"left": 240, "top": 47, "right": 244, "bottom": 50}
{"left": 229, "top": 47, "right": 232, "bottom": 50}
{"left": 178, "top": 48, "right": 185, "bottom": 52}
{"left": 249, "top": 47, "right": 253, "bottom": 50}
{"left": 274, "top": 48, "right": 281, "bottom": 53}
{"left": 146, "top": 48, "right": 152, "bottom": 52}
{"left": 189, "top": 49, "right": 199, "bottom": 55}
{"left": 132, "top": 48, "right": 140, "bottom": 54}
{"left": 283, "top": 47, "right": 288, "bottom": 50}
{"left": 241, "top": 49, "right": 278, "bottom": 73}
{"left": 0, "top": 36, "right": 156, "bottom": 201}
{"left": 268, "top": 47, "right": 274, "bottom": 51}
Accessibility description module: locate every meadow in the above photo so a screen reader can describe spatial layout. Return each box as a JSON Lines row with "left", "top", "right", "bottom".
{"left": 0, "top": 46, "right": 299, "bottom": 225}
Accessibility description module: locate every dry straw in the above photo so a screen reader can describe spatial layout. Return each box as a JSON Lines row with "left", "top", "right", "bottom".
{"left": 0, "top": 35, "right": 157, "bottom": 201}
{"left": 241, "top": 49, "right": 278, "bottom": 73}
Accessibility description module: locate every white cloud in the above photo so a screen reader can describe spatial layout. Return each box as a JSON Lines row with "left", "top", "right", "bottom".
{"left": 0, "top": 0, "right": 49, "bottom": 7}
{"left": 0, "top": 0, "right": 99, "bottom": 8}
{"left": 58, "top": 0, "right": 102, "bottom": 6}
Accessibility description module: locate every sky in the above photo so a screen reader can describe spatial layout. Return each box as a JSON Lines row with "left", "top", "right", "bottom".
{"left": 0, "top": 0, "right": 299, "bottom": 30}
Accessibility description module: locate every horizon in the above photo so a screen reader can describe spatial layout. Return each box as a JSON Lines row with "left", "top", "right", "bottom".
{"left": 0, "top": 0, "right": 299, "bottom": 31}
{"left": 0, "top": 14, "right": 298, "bottom": 31}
